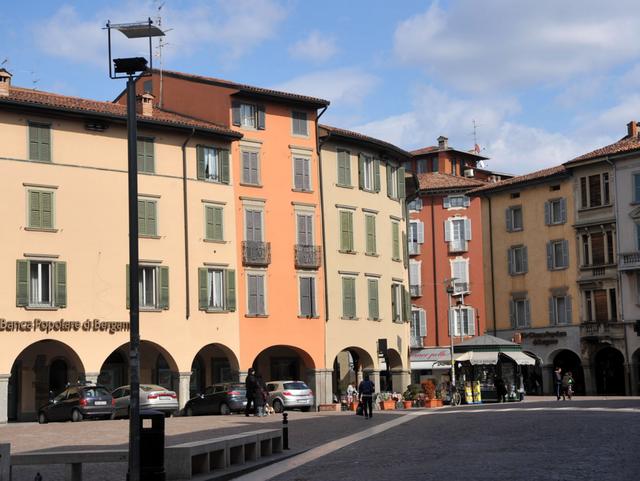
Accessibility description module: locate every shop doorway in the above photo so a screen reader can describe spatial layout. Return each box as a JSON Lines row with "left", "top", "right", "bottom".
{"left": 632, "top": 348, "right": 640, "bottom": 396}
{"left": 521, "top": 351, "right": 543, "bottom": 395}
{"left": 189, "top": 343, "right": 240, "bottom": 398}
{"left": 331, "top": 347, "right": 374, "bottom": 401}
{"left": 8, "top": 340, "right": 84, "bottom": 422}
{"left": 380, "top": 348, "right": 404, "bottom": 393}
{"left": 595, "top": 347, "right": 625, "bottom": 395}
{"left": 99, "top": 340, "right": 178, "bottom": 392}
{"left": 251, "top": 345, "right": 315, "bottom": 385}
{"left": 552, "top": 349, "right": 585, "bottom": 395}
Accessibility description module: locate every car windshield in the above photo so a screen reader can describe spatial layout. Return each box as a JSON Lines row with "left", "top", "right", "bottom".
{"left": 141, "top": 385, "right": 167, "bottom": 392}
{"left": 283, "top": 382, "right": 309, "bottom": 390}
{"left": 83, "top": 387, "right": 110, "bottom": 398}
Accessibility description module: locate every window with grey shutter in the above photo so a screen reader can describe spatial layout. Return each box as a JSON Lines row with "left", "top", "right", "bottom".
{"left": 28, "top": 190, "right": 54, "bottom": 229}
{"left": 367, "top": 278, "right": 379, "bottom": 320}
{"left": 342, "top": 277, "right": 356, "bottom": 318}
{"left": 245, "top": 210, "right": 263, "bottom": 241}
{"left": 248, "top": 274, "right": 265, "bottom": 315}
{"left": 365, "top": 215, "right": 376, "bottom": 254}
{"left": 339, "top": 211, "right": 354, "bottom": 252}
{"left": 242, "top": 150, "right": 260, "bottom": 185}
{"left": 292, "top": 111, "right": 308, "bottom": 136}
{"left": 506, "top": 206, "right": 523, "bottom": 232}
{"left": 297, "top": 214, "right": 313, "bottom": 245}
{"left": 28, "top": 122, "right": 51, "bottom": 162}
{"left": 337, "top": 149, "right": 351, "bottom": 186}
{"left": 138, "top": 199, "right": 157, "bottom": 237}
{"left": 205, "top": 205, "right": 224, "bottom": 241}
{"left": 137, "top": 137, "right": 154, "bottom": 173}
{"left": 299, "top": 277, "right": 315, "bottom": 316}
{"left": 294, "top": 157, "right": 311, "bottom": 191}
{"left": 509, "top": 246, "right": 527, "bottom": 275}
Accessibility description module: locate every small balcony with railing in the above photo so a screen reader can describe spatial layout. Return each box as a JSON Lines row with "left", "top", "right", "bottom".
{"left": 410, "top": 283, "right": 422, "bottom": 298}
{"left": 579, "top": 262, "right": 617, "bottom": 280}
{"left": 410, "top": 336, "right": 424, "bottom": 348}
{"left": 242, "top": 241, "right": 271, "bottom": 267}
{"left": 294, "top": 244, "right": 322, "bottom": 269}
{"left": 408, "top": 241, "right": 421, "bottom": 256}
{"left": 452, "top": 281, "right": 470, "bottom": 296}
{"left": 619, "top": 252, "right": 640, "bottom": 272}
{"left": 580, "top": 320, "right": 625, "bottom": 342}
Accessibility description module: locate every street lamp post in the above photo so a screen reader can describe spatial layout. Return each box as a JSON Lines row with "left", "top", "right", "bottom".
{"left": 445, "top": 278, "right": 457, "bottom": 387}
{"left": 105, "top": 19, "right": 164, "bottom": 481}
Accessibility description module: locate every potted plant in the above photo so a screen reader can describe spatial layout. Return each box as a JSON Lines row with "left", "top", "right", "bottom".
{"left": 403, "top": 384, "right": 421, "bottom": 409}
{"left": 378, "top": 392, "right": 396, "bottom": 410}
{"left": 401, "top": 392, "right": 413, "bottom": 409}
{"left": 421, "top": 380, "right": 442, "bottom": 408}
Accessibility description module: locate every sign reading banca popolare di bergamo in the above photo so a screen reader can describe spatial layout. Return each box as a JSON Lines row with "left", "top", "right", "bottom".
{"left": 0, "top": 318, "right": 129, "bottom": 334}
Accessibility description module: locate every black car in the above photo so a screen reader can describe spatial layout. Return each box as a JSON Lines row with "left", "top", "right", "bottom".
{"left": 38, "top": 384, "right": 114, "bottom": 423}
{"left": 183, "top": 383, "right": 247, "bottom": 416}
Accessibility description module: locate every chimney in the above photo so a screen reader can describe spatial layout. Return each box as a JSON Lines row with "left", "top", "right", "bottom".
{"left": 136, "top": 92, "right": 154, "bottom": 117}
{"left": 437, "top": 135, "right": 448, "bottom": 150}
{"left": 627, "top": 120, "right": 638, "bottom": 138}
{"left": 0, "top": 68, "right": 12, "bottom": 97}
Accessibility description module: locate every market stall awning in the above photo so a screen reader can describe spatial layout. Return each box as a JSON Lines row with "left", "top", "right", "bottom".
{"left": 501, "top": 351, "right": 536, "bottom": 365}
{"left": 455, "top": 351, "right": 499, "bottom": 365}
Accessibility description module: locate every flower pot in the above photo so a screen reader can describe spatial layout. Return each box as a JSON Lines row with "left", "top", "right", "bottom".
{"left": 402, "top": 400, "right": 413, "bottom": 409}
{"left": 379, "top": 399, "right": 396, "bottom": 410}
{"left": 349, "top": 401, "right": 358, "bottom": 411}
{"left": 424, "top": 399, "right": 443, "bottom": 408}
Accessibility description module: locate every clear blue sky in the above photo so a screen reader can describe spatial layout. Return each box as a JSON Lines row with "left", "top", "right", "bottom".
{"left": 4, "top": 0, "right": 640, "bottom": 174}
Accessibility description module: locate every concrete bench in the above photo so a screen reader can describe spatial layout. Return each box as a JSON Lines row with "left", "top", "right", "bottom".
{"left": 165, "top": 429, "right": 283, "bottom": 480}
{"left": 8, "top": 447, "right": 127, "bottom": 481}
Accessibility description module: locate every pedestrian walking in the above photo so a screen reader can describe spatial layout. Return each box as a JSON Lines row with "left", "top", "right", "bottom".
{"left": 245, "top": 368, "right": 257, "bottom": 416}
{"left": 255, "top": 375, "right": 267, "bottom": 416}
{"left": 494, "top": 376, "right": 507, "bottom": 402}
{"left": 563, "top": 371, "right": 575, "bottom": 400}
{"left": 358, "top": 375, "right": 375, "bottom": 419}
{"left": 554, "top": 367, "right": 562, "bottom": 400}
{"left": 346, "top": 382, "right": 356, "bottom": 405}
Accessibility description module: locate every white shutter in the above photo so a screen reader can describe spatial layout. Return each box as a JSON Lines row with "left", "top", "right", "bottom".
{"left": 464, "top": 218, "right": 472, "bottom": 241}
{"left": 444, "top": 219, "right": 452, "bottom": 242}
{"left": 419, "top": 309, "right": 427, "bottom": 337}
{"left": 467, "top": 308, "right": 476, "bottom": 335}
{"left": 417, "top": 221, "right": 425, "bottom": 243}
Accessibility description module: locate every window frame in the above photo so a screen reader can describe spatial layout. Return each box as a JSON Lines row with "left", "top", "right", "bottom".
{"left": 137, "top": 136, "right": 155, "bottom": 174}
{"left": 28, "top": 121, "right": 52, "bottom": 163}
{"left": 29, "top": 260, "right": 53, "bottom": 307}
{"left": 337, "top": 149, "right": 352, "bottom": 187}
{"left": 512, "top": 299, "right": 530, "bottom": 328}
{"left": 449, "top": 306, "right": 475, "bottom": 336}
{"left": 508, "top": 245, "right": 528, "bottom": 275}
{"left": 341, "top": 276, "right": 357, "bottom": 319}
{"left": 27, "top": 188, "right": 55, "bottom": 230}
{"left": 138, "top": 198, "right": 158, "bottom": 237}
{"left": 246, "top": 271, "right": 267, "bottom": 316}
{"left": 506, "top": 205, "right": 523, "bottom": 232}
{"left": 204, "top": 204, "right": 224, "bottom": 242}
{"left": 291, "top": 110, "right": 309, "bottom": 137}
{"left": 339, "top": 210, "right": 354, "bottom": 253}
{"left": 241, "top": 148, "right": 260, "bottom": 186}
{"left": 362, "top": 155, "right": 375, "bottom": 191}
{"left": 292, "top": 155, "right": 312, "bottom": 192}
{"left": 298, "top": 275, "right": 317, "bottom": 317}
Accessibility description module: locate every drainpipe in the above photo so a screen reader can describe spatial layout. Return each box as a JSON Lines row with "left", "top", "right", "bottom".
{"left": 182, "top": 128, "right": 196, "bottom": 319}
{"left": 315, "top": 106, "right": 329, "bottom": 326}
{"left": 488, "top": 195, "right": 497, "bottom": 336}
{"left": 430, "top": 195, "right": 440, "bottom": 346}
{"left": 606, "top": 157, "right": 632, "bottom": 394}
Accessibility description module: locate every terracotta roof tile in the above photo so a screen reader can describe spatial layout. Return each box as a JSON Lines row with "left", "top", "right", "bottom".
{"left": 410, "top": 145, "right": 489, "bottom": 160}
{"left": 568, "top": 134, "right": 640, "bottom": 163}
{"left": 0, "top": 86, "right": 240, "bottom": 138}
{"left": 319, "top": 124, "right": 411, "bottom": 158}
{"left": 469, "top": 165, "right": 567, "bottom": 195}
{"left": 410, "top": 146, "right": 438, "bottom": 156}
{"left": 416, "top": 172, "right": 486, "bottom": 192}
{"left": 159, "top": 69, "right": 330, "bottom": 107}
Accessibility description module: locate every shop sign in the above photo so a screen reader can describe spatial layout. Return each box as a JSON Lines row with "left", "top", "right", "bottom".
{"left": 0, "top": 318, "right": 129, "bottom": 335}
{"left": 520, "top": 330, "right": 567, "bottom": 346}
{"left": 410, "top": 348, "right": 451, "bottom": 362}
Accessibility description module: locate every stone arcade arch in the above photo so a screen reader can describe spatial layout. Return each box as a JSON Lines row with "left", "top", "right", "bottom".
{"left": 632, "top": 348, "right": 640, "bottom": 396}
{"left": 331, "top": 346, "right": 375, "bottom": 400}
{"left": 381, "top": 348, "right": 405, "bottom": 393}
{"left": 8, "top": 340, "right": 85, "bottom": 422}
{"left": 550, "top": 349, "right": 585, "bottom": 396}
{"left": 189, "top": 343, "right": 241, "bottom": 398}
{"left": 594, "top": 346, "right": 626, "bottom": 395}
{"left": 98, "top": 340, "right": 179, "bottom": 392}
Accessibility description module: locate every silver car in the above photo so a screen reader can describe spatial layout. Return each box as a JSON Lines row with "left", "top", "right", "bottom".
{"left": 265, "top": 381, "right": 314, "bottom": 413}
{"left": 111, "top": 384, "right": 179, "bottom": 419}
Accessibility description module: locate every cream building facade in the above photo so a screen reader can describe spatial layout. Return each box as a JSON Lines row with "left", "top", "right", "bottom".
{"left": 0, "top": 72, "right": 242, "bottom": 422}
{"left": 318, "top": 125, "right": 411, "bottom": 396}
{"left": 473, "top": 166, "right": 581, "bottom": 394}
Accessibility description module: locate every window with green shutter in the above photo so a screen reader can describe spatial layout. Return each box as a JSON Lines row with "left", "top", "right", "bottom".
{"left": 137, "top": 137, "right": 155, "bottom": 173}
{"left": 205, "top": 205, "right": 224, "bottom": 241}
{"left": 337, "top": 149, "right": 351, "bottom": 186}
{"left": 197, "top": 146, "right": 230, "bottom": 184}
{"left": 392, "top": 222, "right": 400, "bottom": 260}
{"left": 130, "top": 265, "right": 169, "bottom": 310}
{"left": 342, "top": 277, "right": 356, "bottom": 319}
{"left": 339, "top": 210, "right": 354, "bottom": 252}
{"left": 16, "top": 259, "right": 66, "bottom": 308}
{"left": 28, "top": 190, "right": 54, "bottom": 229}
{"left": 367, "top": 278, "right": 379, "bottom": 320}
{"left": 198, "top": 267, "right": 234, "bottom": 311}
{"left": 28, "top": 122, "right": 51, "bottom": 162}
{"left": 365, "top": 214, "right": 376, "bottom": 255}
{"left": 138, "top": 199, "right": 158, "bottom": 237}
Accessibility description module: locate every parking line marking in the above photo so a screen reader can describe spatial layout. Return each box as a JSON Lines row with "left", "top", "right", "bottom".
{"left": 234, "top": 412, "right": 431, "bottom": 481}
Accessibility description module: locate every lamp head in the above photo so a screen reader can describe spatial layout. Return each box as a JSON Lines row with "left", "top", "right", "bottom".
{"left": 113, "top": 57, "right": 148, "bottom": 75}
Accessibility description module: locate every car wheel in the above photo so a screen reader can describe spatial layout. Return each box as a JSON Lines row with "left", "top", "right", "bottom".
{"left": 219, "top": 403, "right": 231, "bottom": 415}
{"left": 38, "top": 412, "right": 48, "bottom": 424}
{"left": 301, "top": 406, "right": 311, "bottom": 412}
{"left": 71, "top": 409, "right": 83, "bottom": 423}
{"left": 184, "top": 407, "right": 193, "bottom": 417}
{"left": 272, "top": 399, "right": 284, "bottom": 414}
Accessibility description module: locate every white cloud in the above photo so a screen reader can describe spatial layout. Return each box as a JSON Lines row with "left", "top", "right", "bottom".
{"left": 289, "top": 31, "right": 337, "bottom": 63}
{"left": 274, "top": 68, "right": 378, "bottom": 106}
{"left": 393, "top": 0, "right": 640, "bottom": 93}
{"left": 33, "top": 0, "right": 288, "bottom": 67}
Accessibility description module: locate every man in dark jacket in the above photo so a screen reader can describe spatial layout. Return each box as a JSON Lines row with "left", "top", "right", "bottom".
{"left": 358, "top": 375, "right": 375, "bottom": 419}
{"left": 554, "top": 367, "right": 562, "bottom": 401}
{"left": 245, "top": 368, "right": 257, "bottom": 416}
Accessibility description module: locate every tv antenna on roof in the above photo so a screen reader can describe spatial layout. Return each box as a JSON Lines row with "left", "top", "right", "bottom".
{"left": 154, "top": 0, "right": 172, "bottom": 109}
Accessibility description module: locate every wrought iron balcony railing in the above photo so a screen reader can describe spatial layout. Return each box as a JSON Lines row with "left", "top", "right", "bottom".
{"left": 452, "top": 282, "right": 469, "bottom": 295}
{"left": 294, "top": 244, "right": 322, "bottom": 269}
{"left": 242, "top": 241, "right": 271, "bottom": 266}
{"left": 619, "top": 252, "right": 640, "bottom": 271}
